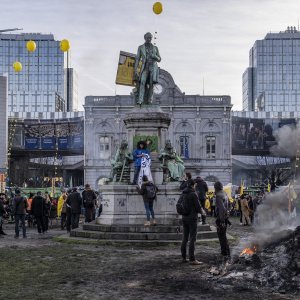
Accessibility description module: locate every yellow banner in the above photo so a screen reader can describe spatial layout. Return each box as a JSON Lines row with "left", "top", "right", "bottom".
{"left": 115, "top": 51, "right": 136, "bottom": 86}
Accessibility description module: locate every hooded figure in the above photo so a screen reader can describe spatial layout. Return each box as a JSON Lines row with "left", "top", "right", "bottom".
{"left": 214, "top": 181, "right": 230, "bottom": 261}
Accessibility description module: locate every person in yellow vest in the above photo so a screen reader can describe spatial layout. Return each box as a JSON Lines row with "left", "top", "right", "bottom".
{"left": 57, "top": 191, "right": 67, "bottom": 230}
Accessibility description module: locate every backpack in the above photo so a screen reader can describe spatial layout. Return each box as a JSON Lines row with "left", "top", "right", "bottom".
{"left": 145, "top": 184, "right": 157, "bottom": 200}
{"left": 176, "top": 193, "right": 190, "bottom": 216}
{"left": 85, "top": 191, "right": 95, "bottom": 208}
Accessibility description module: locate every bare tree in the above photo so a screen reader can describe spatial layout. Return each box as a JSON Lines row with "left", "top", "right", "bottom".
{"left": 255, "top": 156, "right": 293, "bottom": 187}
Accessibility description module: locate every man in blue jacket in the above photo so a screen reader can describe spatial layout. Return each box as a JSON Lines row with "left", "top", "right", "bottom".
{"left": 132, "top": 141, "right": 150, "bottom": 185}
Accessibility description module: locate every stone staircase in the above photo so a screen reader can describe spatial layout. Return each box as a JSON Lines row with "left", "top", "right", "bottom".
{"left": 70, "top": 222, "right": 219, "bottom": 245}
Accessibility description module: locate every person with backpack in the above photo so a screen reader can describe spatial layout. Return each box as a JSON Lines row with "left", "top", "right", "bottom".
{"left": 179, "top": 179, "right": 203, "bottom": 265}
{"left": 137, "top": 175, "right": 158, "bottom": 226}
{"left": 195, "top": 176, "right": 208, "bottom": 225}
{"left": 82, "top": 184, "right": 97, "bottom": 223}
{"left": 12, "top": 189, "right": 28, "bottom": 238}
{"left": 214, "top": 181, "right": 231, "bottom": 262}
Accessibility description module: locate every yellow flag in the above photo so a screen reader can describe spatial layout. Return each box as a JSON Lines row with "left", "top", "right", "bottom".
{"left": 240, "top": 180, "right": 244, "bottom": 196}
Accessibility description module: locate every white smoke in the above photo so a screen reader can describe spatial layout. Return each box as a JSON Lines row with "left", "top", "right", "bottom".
{"left": 233, "top": 187, "right": 299, "bottom": 257}
{"left": 270, "top": 123, "right": 300, "bottom": 158}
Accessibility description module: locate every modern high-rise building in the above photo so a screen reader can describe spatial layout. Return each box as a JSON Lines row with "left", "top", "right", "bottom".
{"left": 64, "top": 68, "right": 79, "bottom": 111}
{"left": 0, "top": 33, "right": 65, "bottom": 113}
{"left": 243, "top": 26, "right": 300, "bottom": 112}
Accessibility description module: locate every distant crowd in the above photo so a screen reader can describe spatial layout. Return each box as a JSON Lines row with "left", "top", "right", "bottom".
{"left": 0, "top": 184, "right": 101, "bottom": 238}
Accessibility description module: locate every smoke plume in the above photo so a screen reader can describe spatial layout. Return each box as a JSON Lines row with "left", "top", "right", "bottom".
{"left": 233, "top": 187, "right": 299, "bottom": 256}
{"left": 270, "top": 123, "right": 300, "bottom": 157}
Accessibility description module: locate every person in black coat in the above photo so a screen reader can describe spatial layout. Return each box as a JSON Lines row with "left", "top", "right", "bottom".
{"left": 179, "top": 172, "right": 192, "bottom": 191}
{"left": 180, "top": 179, "right": 203, "bottom": 265}
{"left": 82, "top": 184, "right": 97, "bottom": 223}
{"left": 0, "top": 194, "right": 7, "bottom": 236}
{"left": 31, "top": 191, "right": 46, "bottom": 234}
{"left": 195, "top": 176, "right": 208, "bottom": 225}
{"left": 12, "top": 189, "right": 27, "bottom": 238}
{"left": 215, "top": 181, "right": 230, "bottom": 262}
{"left": 66, "top": 187, "right": 82, "bottom": 229}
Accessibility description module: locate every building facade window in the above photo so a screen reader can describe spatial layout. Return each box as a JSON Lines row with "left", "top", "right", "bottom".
{"left": 99, "top": 136, "right": 110, "bottom": 159}
{"left": 206, "top": 136, "right": 216, "bottom": 158}
{"left": 179, "top": 135, "right": 189, "bottom": 158}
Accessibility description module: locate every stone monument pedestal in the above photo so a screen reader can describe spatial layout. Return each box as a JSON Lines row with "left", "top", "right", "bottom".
{"left": 96, "top": 184, "right": 181, "bottom": 225}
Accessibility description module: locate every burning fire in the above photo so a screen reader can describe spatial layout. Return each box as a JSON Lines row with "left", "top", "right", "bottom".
{"left": 240, "top": 245, "right": 257, "bottom": 257}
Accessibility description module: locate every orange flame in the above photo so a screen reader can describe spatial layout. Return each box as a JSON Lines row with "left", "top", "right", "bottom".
{"left": 240, "top": 245, "right": 257, "bottom": 257}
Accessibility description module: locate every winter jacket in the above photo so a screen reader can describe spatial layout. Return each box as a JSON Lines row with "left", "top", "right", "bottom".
{"left": 82, "top": 189, "right": 97, "bottom": 208}
{"left": 0, "top": 199, "right": 6, "bottom": 217}
{"left": 133, "top": 149, "right": 150, "bottom": 167}
{"left": 13, "top": 196, "right": 27, "bottom": 215}
{"left": 195, "top": 177, "right": 208, "bottom": 201}
{"left": 182, "top": 186, "right": 202, "bottom": 221}
{"left": 66, "top": 191, "right": 82, "bottom": 214}
{"left": 215, "top": 190, "right": 227, "bottom": 223}
{"left": 179, "top": 179, "right": 192, "bottom": 191}
{"left": 139, "top": 181, "right": 158, "bottom": 202}
{"left": 31, "top": 195, "right": 46, "bottom": 217}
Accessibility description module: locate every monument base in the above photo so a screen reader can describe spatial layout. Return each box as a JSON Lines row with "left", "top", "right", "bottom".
{"left": 96, "top": 183, "right": 181, "bottom": 225}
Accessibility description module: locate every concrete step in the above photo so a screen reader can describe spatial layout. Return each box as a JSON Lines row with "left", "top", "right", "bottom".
{"left": 83, "top": 223, "right": 212, "bottom": 233}
{"left": 71, "top": 228, "right": 218, "bottom": 240}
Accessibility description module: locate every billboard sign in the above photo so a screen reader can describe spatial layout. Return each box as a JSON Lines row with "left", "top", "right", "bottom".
{"left": 24, "top": 119, "right": 84, "bottom": 151}
{"left": 232, "top": 117, "right": 296, "bottom": 155}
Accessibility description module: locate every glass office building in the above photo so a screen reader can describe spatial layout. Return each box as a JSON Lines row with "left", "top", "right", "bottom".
{"left": 243, "top": 27, "right": 300, "bottom": 112}
{"left": 0, "top": 33, "right": 65, "bottom": 113}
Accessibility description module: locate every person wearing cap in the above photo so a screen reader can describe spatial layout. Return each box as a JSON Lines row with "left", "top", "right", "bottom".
{"left": 12, "top": 189, "right": 28, "bottom": 238}
{"left": 66, "top": 187, "right": 82, "bottom": 230}
{"left": 82, "top": 184, "right": 97, "bottom": 223}
{"left": 214, "top": 181, "right": 231, "bottom": 262}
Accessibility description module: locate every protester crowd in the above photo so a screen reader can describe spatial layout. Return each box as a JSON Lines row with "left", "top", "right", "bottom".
{"left": 0, "top": 184, "right": 101, "bottom": 239}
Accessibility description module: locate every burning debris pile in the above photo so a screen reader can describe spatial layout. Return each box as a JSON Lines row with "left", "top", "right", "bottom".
{"left": 231, "top": 226, "right": 300, "bottom": 293}
{"left": 209, "top": 187, "right": 300, "bottom": 295}
{"left": 209, "top": 226, "right": 299, "bottom": 295}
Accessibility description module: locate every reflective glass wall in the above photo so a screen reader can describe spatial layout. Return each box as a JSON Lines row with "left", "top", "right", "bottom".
{"left": 243, "top": 27, "right": 300, "bottom": 112}
{"left": 0, "top": 33, "right": 65, "bottom": 113}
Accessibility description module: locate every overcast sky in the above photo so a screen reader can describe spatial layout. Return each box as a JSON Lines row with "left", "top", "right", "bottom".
{"left": 2, "top": 0, "right": 300, "bottom": 110}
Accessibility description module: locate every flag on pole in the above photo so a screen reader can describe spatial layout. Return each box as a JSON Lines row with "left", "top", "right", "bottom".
{"left": 240, "top": 180, "right": 244, "bottom": 196}
{"left": 184, "top": 134, "right": 189, "bottom": 159}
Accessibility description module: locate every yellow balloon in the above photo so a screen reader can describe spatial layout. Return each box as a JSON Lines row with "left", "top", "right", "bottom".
{"left": 13, "top": 61, "right": 22, "bottom": 72}
{"left": 60, "top": 39, "right": 70, "bottom": 52}
{"left": 26, "top": 40, "right": 36, "bottom": 52}
{"left": 153, "top": 2, "right": 163, "bottom": 14}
